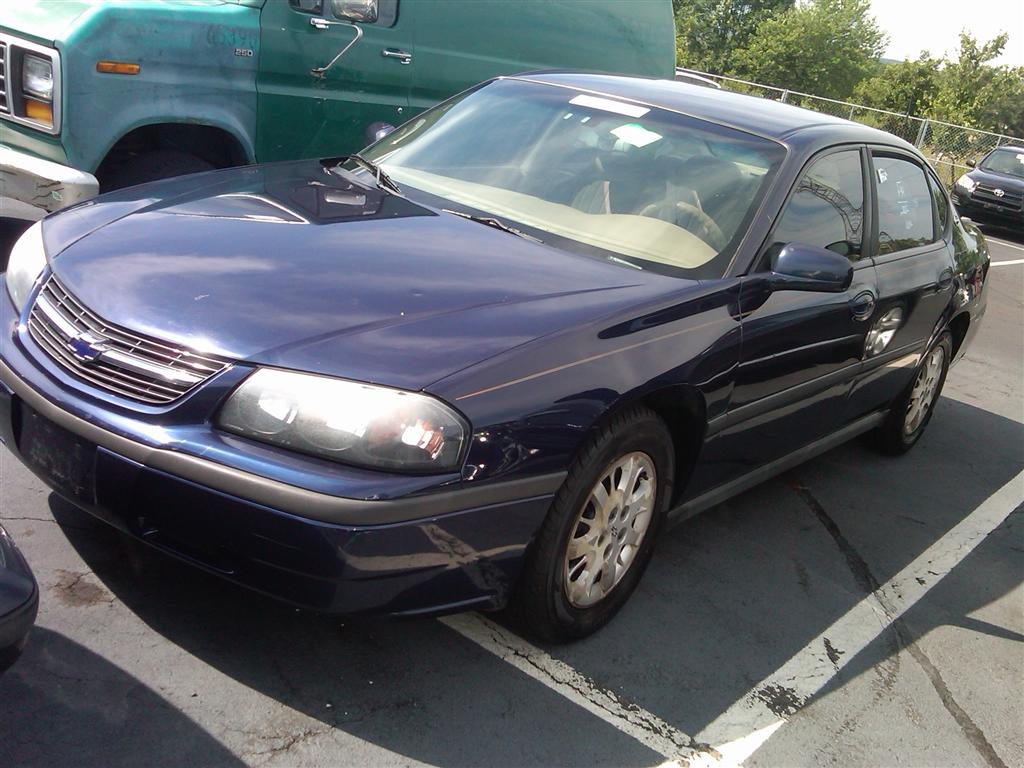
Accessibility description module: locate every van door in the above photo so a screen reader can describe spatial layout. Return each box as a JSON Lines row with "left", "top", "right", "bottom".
{"left": 256, "top": 0, "right": 412, "bottom": 162}
{"left": 402, "top": 0, "right": 675, "bottom": 114}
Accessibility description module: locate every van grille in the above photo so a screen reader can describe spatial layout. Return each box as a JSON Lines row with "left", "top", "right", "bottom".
{"left": 28, "top": 275, "right": 229, "bottom": 404}
{"left": 0, "top": 43, "right": 8, "bottom": 114}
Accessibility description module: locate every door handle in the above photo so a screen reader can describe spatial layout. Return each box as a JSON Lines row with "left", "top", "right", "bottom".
{"left": 849, "top": 290, "right": 876, "bottom": 320}
{"left": 937, "top": 268, "right": 954, "bottom": 291}
{"left": 382, "top": 48, "right": 412, "bottom": 64}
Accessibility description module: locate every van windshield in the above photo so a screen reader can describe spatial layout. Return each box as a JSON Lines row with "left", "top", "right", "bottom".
{"left": 361, "top": 79, "right": 785, "bottom": 278}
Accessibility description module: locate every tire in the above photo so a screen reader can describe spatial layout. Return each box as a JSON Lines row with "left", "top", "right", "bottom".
{"left": 510, "top": 406, "right": 675, "bottom": 642}
{"left": 871, "top": 332, "right": 953, "bottom": 455}
{"left": 104, "top": 150, "right": 215, "bottom": 191}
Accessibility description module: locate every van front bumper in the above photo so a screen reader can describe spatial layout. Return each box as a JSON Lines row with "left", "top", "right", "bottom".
{"left": 0, "top": 355, "right": 560, "bottom": 617}
{"left": 0, "top": 145, "right": 98, "bottom": 219}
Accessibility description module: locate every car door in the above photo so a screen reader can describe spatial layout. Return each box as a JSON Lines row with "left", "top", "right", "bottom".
{"left": 845, "top": 148, "right": 957, "bottom": 417}
{"left": 255, "top": 0, "right": 413, "bottom": 162}
{"left": 694, "top": 146, "right": 878, "bottom": 492}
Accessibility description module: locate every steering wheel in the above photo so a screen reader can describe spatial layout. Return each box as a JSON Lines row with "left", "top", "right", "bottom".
{"left": 640, "top": 200, "right": 728, "bottom": 251}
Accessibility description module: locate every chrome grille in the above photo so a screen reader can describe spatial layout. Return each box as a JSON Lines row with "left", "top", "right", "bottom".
{"left": 0, "top": 43, "right": 8, "bottom": 114}
{"left": 28, "top": 275, "right": 229, "bottom": 404}
{"left": 974, "top": 183, "right": 1023, "bottom": 212}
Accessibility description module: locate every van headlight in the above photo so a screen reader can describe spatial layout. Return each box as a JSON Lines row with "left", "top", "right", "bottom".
{"left": 22, "top": 54, "right": 54, "bottom": 101}
{"left": 5, "top": 222, "right": 47, "bottom": 313}
{"left": 217, "top": 368, "right": 469, "bottom": 473}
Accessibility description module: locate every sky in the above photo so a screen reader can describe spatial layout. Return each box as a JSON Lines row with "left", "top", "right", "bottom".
{"left": 869, "top": 0, "right": 1023, "bottom": 66}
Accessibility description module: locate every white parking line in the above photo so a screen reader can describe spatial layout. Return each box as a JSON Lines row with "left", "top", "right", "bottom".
{"left": 439, "top": 612, "right": 709, "bottom": 764}
{"left": 443, "top": 467, "right": 1024, "bottom": 768}
{"left": 693, "top": 467, "right": 1024, "bottom": 765}
{"left": 986, "top": 238, "right": 1024, "bottom": 253}
{"left": 990, "top": 259, "right": 1024, "bottom": 267}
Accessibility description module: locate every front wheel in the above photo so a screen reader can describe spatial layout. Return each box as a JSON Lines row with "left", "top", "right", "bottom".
{"left": 510, "top": 407, "right": 674, "bottom": 642}
{"left": 872, "top": 332, "right": 952, "bottom": 455}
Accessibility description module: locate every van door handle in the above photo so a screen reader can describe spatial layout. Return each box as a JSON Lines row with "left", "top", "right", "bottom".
{"left": 382, "top": 48, "right": 412, "bottom": 64}
{"left": 850, "top": 290, "right": 876, "bottom": 320}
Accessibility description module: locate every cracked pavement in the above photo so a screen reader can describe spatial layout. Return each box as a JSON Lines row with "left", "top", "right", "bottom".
{"left": 0, "top": 232, "right": 1021, "bottom": 767}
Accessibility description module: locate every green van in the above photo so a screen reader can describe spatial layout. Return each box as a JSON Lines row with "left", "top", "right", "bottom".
{"left": 0, "top": 0, "right": 674, "bottom": 220}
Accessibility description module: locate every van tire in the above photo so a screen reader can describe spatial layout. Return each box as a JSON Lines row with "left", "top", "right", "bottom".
{"left": 105, "top": 150, "right": 215, "bottom": 191}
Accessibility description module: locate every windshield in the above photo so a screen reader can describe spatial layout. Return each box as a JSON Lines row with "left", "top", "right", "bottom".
{"left": 979, "top": 148, "right": 1024, "bottom": 179}
{"left": 362, "top": 79, "right": 785, "bottom": 278}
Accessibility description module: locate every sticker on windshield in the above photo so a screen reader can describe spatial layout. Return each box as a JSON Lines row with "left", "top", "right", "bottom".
{"left": 610, "top": 123, "right": 663, "bottom": 148}
{"left": 569, "top": 94, "right": 650, "bottom": 118}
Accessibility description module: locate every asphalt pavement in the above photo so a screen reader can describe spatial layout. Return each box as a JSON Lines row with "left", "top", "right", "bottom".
{"left": 0, "top": 226, "right": 1021, "bottom": 768}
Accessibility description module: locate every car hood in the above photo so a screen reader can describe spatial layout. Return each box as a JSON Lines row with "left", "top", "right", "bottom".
{"left": 45, "top": 161, "right": 686, "bottom": 390}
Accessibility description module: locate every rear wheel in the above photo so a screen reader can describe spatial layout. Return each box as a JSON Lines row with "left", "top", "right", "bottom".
{"left": 510, "top": 407, "right": 674, "bottom": 642}
{"left": 872, "top": 332, "right": 952, "bottom": 455}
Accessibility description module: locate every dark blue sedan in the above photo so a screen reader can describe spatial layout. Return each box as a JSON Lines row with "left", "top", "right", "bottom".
{"left": 0, "top": 74, "right": 989, "bottom": 640}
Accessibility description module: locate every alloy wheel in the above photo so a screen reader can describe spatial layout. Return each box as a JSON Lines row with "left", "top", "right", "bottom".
{"left": 563, "top": 452, "right": 656, "bottom": 608}
{"left": 904, "top": 345, "right": 945, "bottom": 435}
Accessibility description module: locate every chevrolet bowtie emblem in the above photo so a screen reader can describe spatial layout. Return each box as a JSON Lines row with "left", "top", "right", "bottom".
{"left": 66, "top": 332, "right": 108, "bottom": 363}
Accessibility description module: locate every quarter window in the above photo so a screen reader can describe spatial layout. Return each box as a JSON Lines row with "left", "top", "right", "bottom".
{"left": 768, "top": 149, "right": 865, "bottom": 261}
{"left": 873, "top": 155, "right": 935, "bottom": 254}
{"left": 928, "top": 172, "right": 950, "bottom": 235}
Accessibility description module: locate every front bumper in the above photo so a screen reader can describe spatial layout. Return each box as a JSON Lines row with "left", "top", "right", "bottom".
{"left": 0, "top": 279, "right": 562, "bottom": 614}
{"left": 0, "top": 144, "right": 98, "bottom": 220}
{"left": 952, "top": 191, "right": 1024, "bottom": 230}
{"left": 0, "top": 361, "right": 558, "bottom": 615}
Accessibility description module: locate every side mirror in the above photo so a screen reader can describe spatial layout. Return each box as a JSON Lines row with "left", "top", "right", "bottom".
{"left": 769, "top": 242, "right": 853, "bottom": 293}
{"left": 331, "top": 0, "right": 378, "bottom": 23}
{"left": 966, "top": 158, "right": 976, "bottom": 168}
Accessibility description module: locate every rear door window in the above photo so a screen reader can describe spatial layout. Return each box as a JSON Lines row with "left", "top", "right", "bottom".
{"left": 872, "top": 155, "right": 935, "bottom": 254}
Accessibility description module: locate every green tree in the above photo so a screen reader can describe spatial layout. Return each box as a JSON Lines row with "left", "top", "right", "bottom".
{"left": 730, "top": 0, "right": 887, "bottom": 99}
{"left": 930, "top": 32, "right": 1024, "bottom": 136}
{"left": 852, "top": 54, "right": 942, "bottom": 116}
{"left": 673, "top": 0, "right": 793, "bottom": 74}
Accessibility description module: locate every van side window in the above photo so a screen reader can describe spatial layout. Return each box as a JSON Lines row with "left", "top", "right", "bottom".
{"left": 289, "top": 0, "right": 323, "bottom": 13}
{"left": 873, "top": 155, "right": 935, "bottom": 254}
{"left": 928, "top": 172, "right": 950, "bottom": 235}
{"left": 766, "top": 149, "right": 865, "bottom": 262}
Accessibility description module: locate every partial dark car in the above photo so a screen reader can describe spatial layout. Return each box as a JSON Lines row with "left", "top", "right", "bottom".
{"left": 0, "top": 524, "right": 38, "bottom": 672}
{"left": 951, "top": 146, "right": 1024, "bottom": 231}
{"left": 0, "top": 74, "right": 989, "bottom": 641}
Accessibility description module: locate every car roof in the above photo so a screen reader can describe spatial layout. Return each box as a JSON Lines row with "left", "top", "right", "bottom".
{"left": 512, "top": 72, "right": 916, "bottom": 150}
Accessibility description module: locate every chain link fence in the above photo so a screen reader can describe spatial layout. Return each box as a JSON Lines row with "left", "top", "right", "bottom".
{"left": 676, "top": 68, "right": 1024, "bottom": 188}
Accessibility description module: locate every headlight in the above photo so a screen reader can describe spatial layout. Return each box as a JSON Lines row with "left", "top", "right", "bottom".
{"left": 22, "top": 54, "right": 54, "bottom": 101}
{"left": 5, "top": 222, "right": 47, "bottom": 313}
{"left": 956, "top": 174, "right": 977, "bottom": 193}
{"left": 217, "top": 368, "right": 469, "bottom": 473}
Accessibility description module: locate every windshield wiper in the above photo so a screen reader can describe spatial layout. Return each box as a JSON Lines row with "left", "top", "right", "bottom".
{"left": 442, "top": 209, "right": 543, "bottom": 242}
{"left": 348, "top": 154, "right": 402, "bottom": 196}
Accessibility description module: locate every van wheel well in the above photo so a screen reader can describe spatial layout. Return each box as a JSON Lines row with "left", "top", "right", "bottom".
{"left": 96, "top": 124, "right": 248, "bottom": 191}
{"left": 949, "top": 312, "right": 970, "bottom": 357}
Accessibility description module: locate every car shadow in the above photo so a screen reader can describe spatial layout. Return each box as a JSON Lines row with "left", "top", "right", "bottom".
{"left": 17, "top": 396, "right": 1024, "bottom": 766}
{"left": 0, "top": 627, "right": 245, "bottom": 768}
{"left": 973, "top": 221, "right": 1024, "bottom": 246}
